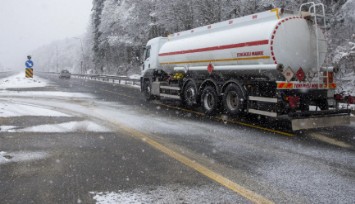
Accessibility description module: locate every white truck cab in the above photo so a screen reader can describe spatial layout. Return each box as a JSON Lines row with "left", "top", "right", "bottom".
{"left": 141, "top": 37, "right": 167, "bottom": 77}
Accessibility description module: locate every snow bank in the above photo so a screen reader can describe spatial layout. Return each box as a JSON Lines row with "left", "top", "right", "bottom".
{"left": 0, "top": 102, "right": 69, "bottom": 117}
{"left": 128, "top": 74, "right": 140, "bottom": 80}
{"left": 0, "top": 126, "right": 16, "bottom": 132}
{"left": 8, "top": 120, "right": 111, "bottom": 133}
{"left": 0, "top": 101, "right": 111, "bottom": 133}
{"left": 0, "top": 72, "right": 50, "bottom": 89}
{"left": 90, "top": 184, "right": 239, "bottom": 204}
{"left": 0, "top": 151, "right": 48, "bottom": 165}
{"left": 0, "top": 90, "right": 93, "bottom": 99}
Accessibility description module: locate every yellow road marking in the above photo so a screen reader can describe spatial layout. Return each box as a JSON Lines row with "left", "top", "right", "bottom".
{"left": 221, "top": 118, "right": 294, "bottom": 137}
{"left": 156, "top": 102, "right": 294, "bottom": 137}
{"left": 156, "top": 102, "right": 205, "bottom": 116}
{"left": 310, "top": 133, "right": 352, "bottom": 149}
{"left": 114, "top": 121, "right": 274, "bottom": 204}
{"left": 8, "top": 95, "right": 275, "bottom": 202}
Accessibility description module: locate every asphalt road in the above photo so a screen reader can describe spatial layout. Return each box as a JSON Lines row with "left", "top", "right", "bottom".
{"left": 1, "top": 72, "right": 354, "bottom": 203}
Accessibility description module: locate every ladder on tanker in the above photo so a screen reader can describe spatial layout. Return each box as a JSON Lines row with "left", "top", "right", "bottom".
{"left": 299, "top": 2, "right": 330, "bottom": 88}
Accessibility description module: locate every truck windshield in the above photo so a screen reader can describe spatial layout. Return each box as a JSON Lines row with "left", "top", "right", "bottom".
{"left": 144, "top": 46, "right": 151, "bottom": 60}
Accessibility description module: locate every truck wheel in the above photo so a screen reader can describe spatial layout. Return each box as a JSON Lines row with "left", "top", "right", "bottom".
{"left": 223, "top": 83, "right": 245, "bottom": 115}
{"left": 143, "top": 80, "right": 153, "bottom": 101}
{"left": 182, "top": 81, "right": 199, "bottom": 108}
{"left": 316, "top": 100, "right": 329, "bottom": 110}
{"left": 201, "top": 86, "right": 220, "bottom": 115}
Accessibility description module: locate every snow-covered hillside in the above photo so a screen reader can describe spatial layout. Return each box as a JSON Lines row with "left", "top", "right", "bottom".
{"left": 30, "top": 38, "right": 87, "bottom": 74}
{"left": 31, "top": 0, "right": 355, "bottom": 93}
{"left": 330, "top": 0, "right": 355, "bottom": 95}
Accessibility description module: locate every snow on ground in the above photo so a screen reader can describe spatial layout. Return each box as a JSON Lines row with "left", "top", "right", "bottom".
{"left": 0, "top": 72, "right": 50, "bottom": 89}
{"left": 339, "top": 103, "right": 355, "bottom": 111}
{"left": 128, "top": 74, "right": 140, "bottom": 80}
{"left": 90, "top": 185, "right": 238, "bottom": 204}
{"left": 0, "top": 101, "right": 69, "bottom": 117}
{"left": 6, "top": 120, "right": 111, "bottom": 133}
{"left": 3, "top": 88, "right": 354, "bottom": 203}
{"left": 0, "top": 151, "right": 48, "bottom": 165}
{"left": 0, "top": 126, "right": 16, "bottom": 132}
{"left": 0, "top": 101, "right": 111, "bottom": 133}
{"left": 0, "top": 73, "right": 109, "bottom": 133}
{"left": 0, "top": 72, "right": 93, "bottom": 98}
{"left": 0, "top": 90, "right": 93, "bottom": 99}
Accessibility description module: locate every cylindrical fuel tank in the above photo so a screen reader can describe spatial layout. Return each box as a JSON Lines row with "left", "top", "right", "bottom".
{"left": 158, "top": 9, "right": 326, "bottom": 76}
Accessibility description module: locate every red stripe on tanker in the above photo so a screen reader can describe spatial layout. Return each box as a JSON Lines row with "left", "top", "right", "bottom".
{"left": 158, "top": 40, "right": 269, "bottom": 57}
{"left": 156, "top": 14, "right": 326, "bottom": 72}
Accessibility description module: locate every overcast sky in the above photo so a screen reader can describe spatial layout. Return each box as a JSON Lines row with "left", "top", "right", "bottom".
{"left": 0, "top": 0, "right": 93, "bottom": 70}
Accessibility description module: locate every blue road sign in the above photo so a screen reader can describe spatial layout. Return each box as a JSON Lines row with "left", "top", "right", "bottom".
{"left": 25, "top": 60, "right": 34, "bottom": 68}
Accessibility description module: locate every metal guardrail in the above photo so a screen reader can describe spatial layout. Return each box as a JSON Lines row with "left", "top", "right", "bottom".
{"left": 71, "top": 74, "right": 141, "bottom": 86}
{"left": 40, "top": 72, "right": 141, "bottom": 86}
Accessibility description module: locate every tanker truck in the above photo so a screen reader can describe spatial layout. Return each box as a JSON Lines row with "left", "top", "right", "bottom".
{"left": 140, "top": 2, "right": 351, "bottom": 131}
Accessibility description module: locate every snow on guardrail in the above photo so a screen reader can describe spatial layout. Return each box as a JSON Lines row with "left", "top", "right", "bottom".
{"left": 40, "top": 72, "right": 141, "bottom": 87}
{"left": 71, "top": 73, "right": 141, "bottom": 87}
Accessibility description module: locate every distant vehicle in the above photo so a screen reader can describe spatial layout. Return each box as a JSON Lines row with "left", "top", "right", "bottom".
{"left": 59, "top": 70, "right": 71, "bottom": 79}
{"left": 140, "top": 2, "right": 352, "bottom": 131}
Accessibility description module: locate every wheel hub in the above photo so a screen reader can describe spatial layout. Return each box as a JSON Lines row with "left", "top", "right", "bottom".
{"left": 186, "top": 87, "right": 195, "bottom": 102}
{"left": 226, "top": 91, "right": 239, "bottom": 111}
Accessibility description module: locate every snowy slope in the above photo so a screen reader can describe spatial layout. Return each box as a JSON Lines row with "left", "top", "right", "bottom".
{"left": 0, "top": 72, "right": 49, "bottom": 89}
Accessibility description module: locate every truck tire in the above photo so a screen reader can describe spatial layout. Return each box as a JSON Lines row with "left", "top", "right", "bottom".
{"left": 182, "top": 81, "right": 199, "bottom": 108}
{"left": 143, "top": 80, "right": 153, "bottom": 101}
{"left": 201, "top": 86, "right": 220, "bottom": 115}
{"left": 316, "top": 99, "right": 329, "bottom": 110}
{"left": 223, "top": 83, "right": 245, "bottom": 115}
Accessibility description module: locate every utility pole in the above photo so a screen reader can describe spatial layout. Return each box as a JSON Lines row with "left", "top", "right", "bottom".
{"left": 56, "top": 45, "right": 59, "bottom": 73}
{"left": 73, "top": 37, "right": 84, "bottom": 74}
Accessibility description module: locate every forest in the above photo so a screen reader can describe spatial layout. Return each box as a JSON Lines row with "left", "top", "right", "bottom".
{"left": 33, "top": 0, "right": 354, "bottom": 93}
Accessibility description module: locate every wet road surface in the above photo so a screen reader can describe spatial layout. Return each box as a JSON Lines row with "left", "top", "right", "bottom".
{"left": 0, "top": 72, "right": 354, "bottom": 203}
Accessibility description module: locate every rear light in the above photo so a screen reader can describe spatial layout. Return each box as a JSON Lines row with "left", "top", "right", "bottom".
{"left": 334, "top": 94, "right": 343, "bottom": 101}
{"left": 323, "top": 72, "right": 334, "bottom": 84}
{"left": 348, "top": 96, "right": 355, "bottom": 104}
{"left": 288, "top": 96, "right": 300, "bottom": 109}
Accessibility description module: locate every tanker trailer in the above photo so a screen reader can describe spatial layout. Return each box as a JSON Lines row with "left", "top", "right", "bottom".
{"left": 140, "top": 2, "right": 351, "bottom": 131}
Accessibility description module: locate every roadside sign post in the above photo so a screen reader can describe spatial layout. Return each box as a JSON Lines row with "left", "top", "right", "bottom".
{"left": 25, "top": 56, "right": 34, "bottom": 78}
